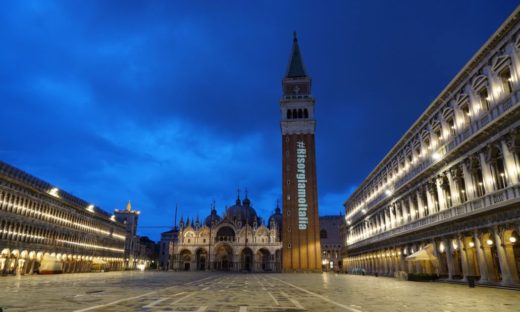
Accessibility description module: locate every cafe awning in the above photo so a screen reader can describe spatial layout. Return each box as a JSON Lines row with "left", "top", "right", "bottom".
{"left": 405, "top": 244, "right": 437, "bottom": 261}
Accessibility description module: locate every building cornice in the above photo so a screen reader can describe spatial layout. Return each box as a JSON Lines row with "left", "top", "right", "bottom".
{"left": 345, "top": 5, "right": 520, "bottom": 207}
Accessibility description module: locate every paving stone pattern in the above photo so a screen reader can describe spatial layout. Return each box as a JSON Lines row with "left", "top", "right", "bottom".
{"left": 0, "top": 271, "right": 519, "bottom": 311}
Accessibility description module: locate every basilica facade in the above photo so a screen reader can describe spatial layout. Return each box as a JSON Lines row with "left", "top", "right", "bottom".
{"left": 168, "top": 194, "right": 282, "bottom": 272}
{"left": 343, "top": 7, "right": 520, "bottom": 287}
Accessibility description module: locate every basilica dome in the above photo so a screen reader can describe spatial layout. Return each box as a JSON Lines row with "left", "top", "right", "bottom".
{"left": 225, "top": 196, "right": 258, "bottom": 226}
{"left": 204, "top": 208, "right": 222, "bottom": 227}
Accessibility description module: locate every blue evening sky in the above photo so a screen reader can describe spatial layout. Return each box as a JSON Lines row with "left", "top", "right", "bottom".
{"left": 0, "top": 1, "right": 516, "bottom": 240}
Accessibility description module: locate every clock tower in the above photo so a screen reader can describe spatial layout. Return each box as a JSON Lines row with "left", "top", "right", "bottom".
{"left": 280, "top": 33, "right": 321, "bottom": 272}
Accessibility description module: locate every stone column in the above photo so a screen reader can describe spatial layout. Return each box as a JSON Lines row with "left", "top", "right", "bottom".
{"left": 436, "top": 178, "right": 447, "bottom": 211}
{"left": 402, "top": 199, "right": 409, "bottom": 223}
{"left": 395, "top": 204, "right": 402, "bottom": 226}
{"left": 417, "top": 190, "right": 425, "bottom": 218}
{"left": 479, "top": 152, "right": 495, "bottom": 194}
{"left": 504, "top": 226, "right": 520, "bottom": 283}
{"left": 501, "top": 140, "right": 519, "bottom": 185}
{"left": 430, "top": 239, "right": 440, "bottom": 276}
{"left": 457, "top": 235, "right": 470, "bottom": 281}
{"left": 408, "top": 196, "right": 416, "bottom": 220}
{"left": 389, "top": 206, "right": 396, "bottom": 229}
{"left": 399, "top": 250, "right": 406, "bottom": 273}
{"left": 384, "top": 209, "right": 391, "bottom": 230}
{"left": 448, "top": 170, "right": 460, "bottom": 206}
{"left": 493, "top": 227, "right": 513, "bottom": 285}
{"left": 425, "top": 184, "right": 435, "bottom": 214}
{"left": 461, "top": 161, "right": 475, "bottom": 201}
{"left": 394, "top": 250, "right": 400, "bottom": 273}
{"left": 474, "top": 231, "right": 489, "bottom": 282}
{"left": 445, "top": 238, "right": 454, "bottom": 280}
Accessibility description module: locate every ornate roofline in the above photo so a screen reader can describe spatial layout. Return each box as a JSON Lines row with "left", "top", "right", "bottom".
{"left": 345, "top": 6, "right": 520, "bottom": 206}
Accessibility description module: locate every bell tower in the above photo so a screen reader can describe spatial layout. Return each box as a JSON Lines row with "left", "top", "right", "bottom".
{"left": 280, "top": 32, "right": 321, "bottom": 272}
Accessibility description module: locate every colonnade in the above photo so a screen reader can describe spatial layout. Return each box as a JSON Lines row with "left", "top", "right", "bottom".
{"left": 349, "top": 129, "right": 520, "bottom": 245}
{"left": 0, "top": 248, "right": 124, "bottom": 275}
{"left": 345, "top": 225, "right": 520, "bottom": 286}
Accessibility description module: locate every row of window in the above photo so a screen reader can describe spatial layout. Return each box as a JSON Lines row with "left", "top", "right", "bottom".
{"left": 348, "top": 134, "right": 520, "bottom": 244}
{"left": 348, "top": 35, "right": 520, "bottom": 217}
{"left": 0, "top": 162, "right": 101, "bottom": 215}
{"left": 0, "top": 219, "right": 124, "bottom": 256}
{"left": 286, "top": 108, "right": 309, "bottom": 119}
{"left": 0, "top": 188, "right": 125, "bottom": 240}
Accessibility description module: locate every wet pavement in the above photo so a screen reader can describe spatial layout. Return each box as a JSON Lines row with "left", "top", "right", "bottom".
{"left": 0, "top": 271, "right": 519, "bottom": 311}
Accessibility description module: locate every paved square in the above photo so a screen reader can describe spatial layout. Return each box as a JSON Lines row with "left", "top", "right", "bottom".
{"left": 0, "top": 272, "right": 519, "bottom": 311}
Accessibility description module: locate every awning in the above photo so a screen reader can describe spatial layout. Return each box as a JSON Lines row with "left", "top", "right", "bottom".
{"left": 405, "top": 244, "right": 437, "bottom": 261}
{"left": 92, "top": 258, "right": 107, "bottom": 264}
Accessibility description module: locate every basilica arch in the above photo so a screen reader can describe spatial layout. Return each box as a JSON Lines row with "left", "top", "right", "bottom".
{"left": 216, "top": 226, "right": 236, "bottom": 243}
{"left": 179, "top": 249, "right": 192, "bottom": 271}
{"left": 195, "top": 248, "right": 208, "bottom": 271}
{"left": 256, "top": 248, "right": 271, "bottom": 272}
{"left": 240, "top": 247, "right": 253, "bottom": 272}
{"left": 214, "top": 243, "right": 233, "bottom": 271}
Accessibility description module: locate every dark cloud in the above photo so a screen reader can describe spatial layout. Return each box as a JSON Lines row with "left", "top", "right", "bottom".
{"left": 0, "top": 0, "right": 516, "bottom": 240}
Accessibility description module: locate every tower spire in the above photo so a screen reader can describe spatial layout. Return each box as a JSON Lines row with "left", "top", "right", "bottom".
{"left": 174, "top": 203, "right": 178, "bottom": 229}
{"left": 286, "top": 31, "right": 308, "bottom": 78}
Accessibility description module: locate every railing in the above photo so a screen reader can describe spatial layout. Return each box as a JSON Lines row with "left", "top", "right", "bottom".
{"left": 347, "top": 184, "right": 520, "bottom": 249}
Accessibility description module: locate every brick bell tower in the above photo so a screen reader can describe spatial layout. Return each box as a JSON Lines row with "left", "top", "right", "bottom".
{"left": 280, "top": 32, "right": 321, "bottom": 272}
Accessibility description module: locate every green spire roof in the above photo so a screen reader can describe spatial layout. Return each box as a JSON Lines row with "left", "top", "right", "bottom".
{"left": 286, "top": 32, "right": 308, "bottom": 78}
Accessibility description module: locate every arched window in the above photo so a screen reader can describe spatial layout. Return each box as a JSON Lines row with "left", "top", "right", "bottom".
{"left": 216, "top": 226, "right": 235, "bottom": 242}
{"left": 499, "top": 67, "right": 513, "bottom": 94}
{"left": 287, "top": 110, "right": 292, "bottom": 119}
{"left": 478, "top": 87, "right": 490, "bottom": 112}
{"left": 304, "top": 109, "right": 309, "bottom": 118}
{"left": 297, "top": 109, "right": 303, "bottom": 118}
{"left": 320, "top": 229, "right": 327, "bottom": 239}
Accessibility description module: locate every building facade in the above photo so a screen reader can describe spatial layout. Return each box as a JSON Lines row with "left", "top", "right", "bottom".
{"left": 170, "top": 194, "right": 283, "bottom": 272}
{"left": 320, "top": 215, "right": 344, "bottom": 272}
{"left": 159, "top": 227, "right": 178, "bottom": 270}
{"left": 114, "top": 201, "right": 142, "bottom": 269}
{"left": 0, "top": 161, "right": 127, "bottom": 275}
{"left": 281, "top": 33, "right": 321, "bottom": 272}
{"left": 343, "top": 7, "right": 520, "bottom": 287}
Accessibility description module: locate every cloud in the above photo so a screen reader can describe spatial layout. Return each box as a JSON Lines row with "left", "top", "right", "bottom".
{"left": 0, "top": 0, "right": 515, "bottom": 240}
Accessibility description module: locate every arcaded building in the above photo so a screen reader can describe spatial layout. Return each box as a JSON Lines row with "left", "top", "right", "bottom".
{"left": 0, "top": 161, "right": 127, "bottom": 275}
{"left": 171, "top": 194, "right": 282, "bottom": 272}
{"left": 343, "top": 7, "right": 520, "bottom": 287}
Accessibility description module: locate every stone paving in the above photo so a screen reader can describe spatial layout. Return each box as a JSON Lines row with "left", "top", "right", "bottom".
{"left": 0, "top": 271, "right": 519, "bottom": 311}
